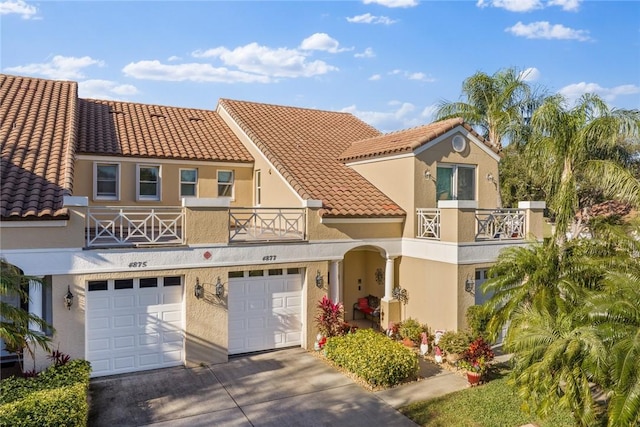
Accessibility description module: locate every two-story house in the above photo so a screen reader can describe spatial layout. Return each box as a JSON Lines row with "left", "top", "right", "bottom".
{"left": 0, "top": 74, "right": 545, "bottom": 377}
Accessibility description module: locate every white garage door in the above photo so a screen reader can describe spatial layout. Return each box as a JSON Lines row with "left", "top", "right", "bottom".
{"left": 228, "top": 269, "right": 302, "bottom": 355}
{"left": 86, "top": 276, "right": 184, "bottom": 377}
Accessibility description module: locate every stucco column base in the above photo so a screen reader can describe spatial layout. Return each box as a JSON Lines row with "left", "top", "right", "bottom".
{"left": 380, "top": 299, "right": 401, "bottom": 331}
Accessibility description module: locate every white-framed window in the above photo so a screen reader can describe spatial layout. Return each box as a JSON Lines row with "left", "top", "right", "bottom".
{"left": 94, "top": 162, "right": 119, "bottom": 200}
{"left": 436, "top": 164, "right": 476, "bottom": 201}
{"left": 254, "top": 169, "right": 262, "bottom": 206}
{"left": 217, "top": 170, "right": 234, "bottom": 198}
{"left": 137, "top": 164, "right": 161, "bottom": 201}
{"left": 180, "top": 168, "right": 197, "bottom": 197}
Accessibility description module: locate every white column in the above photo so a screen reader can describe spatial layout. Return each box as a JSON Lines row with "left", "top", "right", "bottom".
{"left": 383, "top": 257, "right": 396, "bottom": 301}
{"left": 28, "top": 279, "right": 43, "bottom": 332}
{"left": 329, "top": 260, "right": 341, "bottom": 304}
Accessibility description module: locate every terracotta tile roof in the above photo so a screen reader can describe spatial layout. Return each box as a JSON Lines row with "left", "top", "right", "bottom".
{"left": 338, "top": 117, "right": 499, "bottom": 162}
{"left": 77, "top": 99, "right": 253, "bottom": 163}
{"left": 1, "top": 74, "right": 78, "bottom": 220}
{"left": 219, "top": 99, "right": 405, "bottom": 218}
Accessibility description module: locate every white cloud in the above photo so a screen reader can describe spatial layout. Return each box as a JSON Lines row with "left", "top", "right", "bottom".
{"left": 341, "top": 101, "right": 425, "bottom": 132}
{"left": 476, "top": 0, "right": 581, "bottom": 12}
{"left": 547, "top": 0, "right": 582, "bottom": 11}
{"left": 346, "top": 13, "right": 397, "bottom": 25}
{"left": 476, "top": 0, "right": 542, "bottom": 12}
{"left": 506, "top": 21, "right": 591, "bottom": 41}
{"left": 388, "top": 69, "right": 436, "bottom": 82}
{"left": 167, "top": 56, "right": 181, "bottom": 62}
{"left": 369, "top": 74, "right": 382, "bottom": 81}
{"left": 192, "top": 42, "right": 337, "bottom": 78}
{"left": 78, "top": 79, "right": 139, "bottom": 99}
{"left": 421, "top": 104, "right": 438, "bottom": 122}
{"left": 4, "top": 55, "right": 104, "bottom": 79}
{"left": 519, "top": 67, "right": 541, "bottom": 81}
{"left": 122, "top": 60, "right": 272, "bottom": 83}
{"left": 559, "top": 82, "right": 640, "bottom": 105}
{"left": 363, "top": 0, "right": 418, "bottom": 8}
{"left": 299, "top": 33, "right": 351, "bottom": 53}
{"left": 0, "top": 0, "right": 37, "bottom": 19}
{"left": 355, "top": 47, "right": 376, "bottom": 59}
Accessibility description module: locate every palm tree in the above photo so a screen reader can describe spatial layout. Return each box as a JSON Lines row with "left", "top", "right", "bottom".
{"left": 528, "top": 93, "right": 640, "bottom": 242}
{"left": 0, "top": 258, "right": 53, "bottom": 371}
{"left": 436, "top": 67, "right": 541, "bottom": 207}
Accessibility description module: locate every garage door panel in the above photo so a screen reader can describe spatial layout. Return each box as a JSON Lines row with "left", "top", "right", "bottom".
{"left": 228, "top": 273, "right": 302, "bottom": 355}
{"left": 87, "top": 280, "right": 184, "bottom": 377}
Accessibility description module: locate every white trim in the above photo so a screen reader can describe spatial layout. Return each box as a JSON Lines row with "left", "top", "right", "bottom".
{"left": 181, "top": 197, "right": 230, "bottom": 208}
{"left": 136, "top": 164, "right": 161, "bottom": 201}
{"left": 518, "top": 201, "right": 546, "bottom": 210}
{"left": 93, "top": 162, "right": 120, "bottom": 201}
{"left": 78, "top": 154, "right": 251, "bottom": 169}
{"left": 344, "top": 152, "right": 415, "bottom": 167}
{"left": 320, "top": 217, "right": 404, "bottom": 224}
{"left": 254, "top": 169, "right": 262, "bottom": 206}
{"left": 63, "top": 196, "right": 88, "bottom": 207}
{"left": 303, "top": 199, "right": 323, "bottom": 208}
{"left": 0, "top": 220, "right": 68, "bottom": 228}
{"left": 437, "top": 200, "right": 478, "bottom": 209}
{"left": 217, "top": 104, "right": 306, "bottom": 205}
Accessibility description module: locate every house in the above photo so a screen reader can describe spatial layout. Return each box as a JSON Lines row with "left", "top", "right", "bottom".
{"left": 0, "top": 74, "right": 545, "bottom": 377}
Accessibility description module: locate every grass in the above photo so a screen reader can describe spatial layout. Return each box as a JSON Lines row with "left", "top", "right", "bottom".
{"left": 400, "top": 366, "right": 575, "bottom": 427}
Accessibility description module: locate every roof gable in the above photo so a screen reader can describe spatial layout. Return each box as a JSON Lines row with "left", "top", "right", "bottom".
{"left": 78, "top": 99, "right": 253, "bottom": 163}
{"left": 218, "top": 99, "right": 405, "bottom": 218}
{"left": 338, "top": 118, "right": 499, "bottom": 163}
{"left": 1, "top": 74, "right": 78, "bottom": 220}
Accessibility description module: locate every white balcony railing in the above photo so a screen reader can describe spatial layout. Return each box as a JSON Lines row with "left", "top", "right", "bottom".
{"left": 416, "top": 208, "right": 441, "bottom": 240}
{"left": 87, "top": 207, "right": 185, "bottom": 247}
{"left": 475, "top": 209, "right": 525, "bottom": 240}
{"left": 229, "top": 208, "right": 306, "bottom": 243}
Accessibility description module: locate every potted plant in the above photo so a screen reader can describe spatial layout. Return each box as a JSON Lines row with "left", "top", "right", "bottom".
{"left": 438, "top": 330, "right": 472, "bottom": 363}
{"left": 458, "top": 337, "right": 494, "bottom": 386}
{"left": 398, "top": 317, "right": 422, "bottom": 347}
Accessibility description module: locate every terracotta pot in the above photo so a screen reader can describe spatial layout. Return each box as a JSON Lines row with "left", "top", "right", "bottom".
{"left": 402, "top": 337, "right": 415, "bottom": 347}
{"left": 466, "top": 371, "right": 481, "bottom": 386}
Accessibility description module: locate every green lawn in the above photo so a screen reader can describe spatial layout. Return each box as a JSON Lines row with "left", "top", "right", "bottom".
{"left": 400, "top": 369, "right": 574, "bottom": 427}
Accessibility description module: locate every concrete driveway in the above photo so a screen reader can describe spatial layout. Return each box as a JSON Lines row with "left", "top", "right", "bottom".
{"left": 88, "top": 348, "right": 419, "bottom": 427}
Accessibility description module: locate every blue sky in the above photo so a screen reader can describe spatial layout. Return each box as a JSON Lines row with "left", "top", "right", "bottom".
{"left": 2, "top": 0, "right": 639, "bottom": 132}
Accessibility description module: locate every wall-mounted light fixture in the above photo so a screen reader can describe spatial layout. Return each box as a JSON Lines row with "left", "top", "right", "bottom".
{"left": 465, "top": 276, "right": 475, "bottom": 293}
{"left": 194, "top": 277, "right": 204, "bottom": 299}
{"left": 375, "top": 268, "right": 384, "bottom": 286}
{"left": 215, "top": 277, "right": 224, "bottom": 297}
{"left": 424, "top": 169, "right": 436, "bottom": 182}
{"left": 64, "top": 285, "right": 74, "bottom": 310}
{"left": 315, "top": 270, "right": 324, "bottom": 288}
{"left": 486, "top": 172, "right": 496, "bottom": 184}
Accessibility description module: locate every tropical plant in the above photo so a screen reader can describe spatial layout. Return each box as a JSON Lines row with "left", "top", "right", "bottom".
{"left": 527, "top": 93, "right": 640, "bottom": 242}
{"left": 314, "top": 296, "right": 345, "bottom": 338}
{"left": 0, "top": 259, "right": 53, "bottom": 372}
{"left": 398, "top": 317, "right": 422, "bottom": 343}
{"left": 465, "top": 305, "right": 492, "bottom": 340}
{"left": 437, "top": 330, "right": 473, "bottom": 356}
{"left": 458, "top": 337, "right": 494, "bottom": 375}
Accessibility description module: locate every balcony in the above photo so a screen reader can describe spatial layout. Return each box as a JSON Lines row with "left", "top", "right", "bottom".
{"left": 229, "top": 207, "right": 306, "bottom": 243}
{"left": 415, "top": 207, "right": 527, "bottom": 242}
{"left": 86, "top": 207, "right": 185, "bottom": 248}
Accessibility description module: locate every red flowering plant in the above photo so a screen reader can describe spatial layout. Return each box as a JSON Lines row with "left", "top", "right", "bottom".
{"left": 457, "top": 337, "right": 494, "bottom": 374}
{"left": 314, "top": 296, "right": 345, "bottom": 338}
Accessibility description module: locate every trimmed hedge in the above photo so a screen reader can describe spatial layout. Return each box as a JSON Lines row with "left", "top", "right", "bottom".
{"left": 324, "top": 328, "right": 419, "bottom": 387}
{"left": 0, "top": 359, "right": 91, "bottom": 427}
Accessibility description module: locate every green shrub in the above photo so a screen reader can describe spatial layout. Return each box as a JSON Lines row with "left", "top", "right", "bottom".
{"left": 324, "top": 329, "right": 419, "bottom": 387}
{"left": 0, "top": 359, "right": 91, "bottom": 427}
{"left": 438, "top": 330, "right": 473, "bottom": 355}
{"left": 466, "top": 305, "right": 491, "bottom": 340}
{"left": 398, "top": 317, "right": 422, "bottom": 343}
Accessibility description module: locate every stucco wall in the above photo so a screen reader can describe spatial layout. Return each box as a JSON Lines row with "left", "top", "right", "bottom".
{"left": 307, "top": 208, "right": 403, "bottom": 241}
{"left": 341, "top": 249, "right": 386, "bottom": 320}
{"left": 73, "top": 158, "right": 253, "bottom": 207}
{"left": 0, "top": 207, "right": 86, "bottom": 250}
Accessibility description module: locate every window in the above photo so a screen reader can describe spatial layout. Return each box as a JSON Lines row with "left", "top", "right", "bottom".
{"left": 94, "top": 163, "right": 119, "bottom": 200}
{"left": 217, "top": 170, "right": 234, "bottom": 198}
{"left": 268, "top": 269, "right": 283, "bottom": 276}
{"left": 164, "top": 276, "right": 181, "bottom": 287}
{"left": 88, "top": 280, "right": 108, "bottom": 291}
{"left": 287, "top": 268, "right": 300, "bottom": 275}
{"left": 180, "top": 169, "right": 197, "bottom": 197}
{"left": 228, "top": 271, "right": 244, "bottom": 278}
{"left": 137, "top": 165, "right": 161, "bottom": 201}
{"left": 248, "top": 270, "right": 263, "bottom": 277}
{"left": 139, "top": 278, "right": 158, "bottom": 288}
{"left": 255, "top": 169, "right": 262, "bottom": 205}
{"left": 436, "top": 164, "right": 476, "bottom": 201}
{"left": 114, "top": 279, "right": 134, "bottom": 290}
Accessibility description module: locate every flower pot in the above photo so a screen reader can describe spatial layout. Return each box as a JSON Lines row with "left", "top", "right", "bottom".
{"left": 402, "top": 337, "right": 415, "bottom": 348}
{"left": 466, "top": 371, "right": 481, "bottom": 386}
